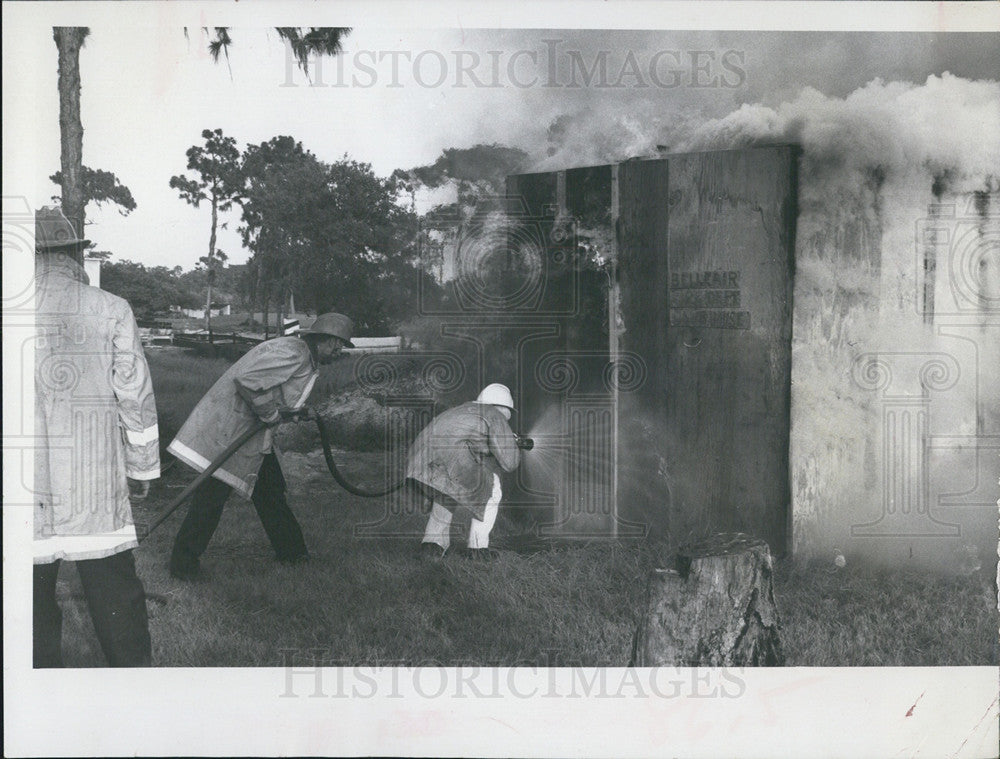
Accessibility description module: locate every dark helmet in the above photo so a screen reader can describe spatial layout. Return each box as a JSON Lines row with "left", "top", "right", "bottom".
{"left": 301, "top": 312, "right": 355, "bottom": 347}
{"left": 35, "top": 206, "right": 89, "bottom": 251}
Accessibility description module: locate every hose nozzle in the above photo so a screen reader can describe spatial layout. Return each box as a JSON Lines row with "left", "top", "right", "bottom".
{"left": 515, "top": 435, "right": 534, "bottom": 451}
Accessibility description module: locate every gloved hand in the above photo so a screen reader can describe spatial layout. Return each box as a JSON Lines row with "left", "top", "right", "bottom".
{"left": 277, "top": 406, "right": 315, "bottom": 423}
{"left": 127, "top": 478, "right": 150, "bottom": 501}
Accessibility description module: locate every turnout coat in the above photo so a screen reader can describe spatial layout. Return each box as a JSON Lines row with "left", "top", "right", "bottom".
{"left": 34, "top": 255, "right": 160, "bottom": 563}
{"left": 405, "top": 402, "right": 521, "bottom": 521}
{"left": 167, "top": 337, "right": 317, "bottom": 499}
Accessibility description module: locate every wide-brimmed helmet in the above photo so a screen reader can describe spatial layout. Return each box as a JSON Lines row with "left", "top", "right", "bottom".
{"left": 35, "top": 206, "right": 89, "bottom": 251}
{"left": 301, "top": 313, "right": 355, "bottom": 347}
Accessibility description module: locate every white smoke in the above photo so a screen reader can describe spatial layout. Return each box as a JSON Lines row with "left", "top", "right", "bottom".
{"left": 532, "top": 103, "right": 714, "bottom": 173}
{"left": 677, "top": 74, "right": 1000, "bottom": 570}
{"left": 529, "top": 73, "right": 1000, "bottom": 571}
{"left": 532, "top": 73, "right": 1000, "bottom": 188}
{"left": 678, "top": 74, "right": 1000, "bottom": 191}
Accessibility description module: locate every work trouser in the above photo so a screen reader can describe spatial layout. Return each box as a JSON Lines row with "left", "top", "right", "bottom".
{"left": 422, "top": 474, "right": 502, "bottom": 550}
{"left": 170, "top": 453, "right": 308, "bottom": 570}
{"left": 33, "top": 548, "right": 151, "bottom": 668}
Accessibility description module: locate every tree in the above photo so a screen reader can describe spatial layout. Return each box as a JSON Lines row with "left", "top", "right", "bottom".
{"left": 173, "top": 27, "right": 352, "bottom": 331}
{"left": 394, "top": 144, "right": 532, "bottom": 283}
{"left": 101, "top": 260, "right": 200, "bottom": 320}
{"left": 316, "top": 157, "right": 422, "bottom": 330}
{"left": 169, "top": 128, "right": 243, "bottom": 333}
{"left": 53, "top": 27, "right": 89, "bottom": 264}
{"left": 237, "top": 136, "right": 325, "bottom": 336}
{"left": 179, "top": 261, "right": 247, "bottom": 312}
{"left": 50, "top": 166, "right": 137, "bottom": 215}
{"left": 238, "top": 138, "right": 421, "bottom": 333}
{"left": 50, "top": 25, "right": 351, "bottom": 269}
{"left": 399, "top": 143, "right": 530, "bottom": 207}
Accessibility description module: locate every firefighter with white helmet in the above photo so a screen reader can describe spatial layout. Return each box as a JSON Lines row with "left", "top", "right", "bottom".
{"left": 406, "top": 383, "right": 521, "bottom": 560}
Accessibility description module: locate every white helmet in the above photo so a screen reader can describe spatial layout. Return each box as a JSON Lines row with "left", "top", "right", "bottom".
{"left": 475, "top": 383, "right": 514, "bottom": 411}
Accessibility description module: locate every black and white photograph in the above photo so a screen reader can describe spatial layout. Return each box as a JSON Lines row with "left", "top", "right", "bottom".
{"left": 4, "top": 1, "right": 999, "bottom": 756}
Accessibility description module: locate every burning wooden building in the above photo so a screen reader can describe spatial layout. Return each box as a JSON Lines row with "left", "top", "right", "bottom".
{"left": 408, "top": 142, "right": 998, "bottom": 574}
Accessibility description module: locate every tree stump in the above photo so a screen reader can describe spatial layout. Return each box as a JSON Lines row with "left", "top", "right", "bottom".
{"left": 632, "top": 533, "right": 784, "bottom": 666}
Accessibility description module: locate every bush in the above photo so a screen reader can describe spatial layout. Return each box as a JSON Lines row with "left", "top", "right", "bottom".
{"left": 277, "top": 354, "right": 441, "bottom": 453}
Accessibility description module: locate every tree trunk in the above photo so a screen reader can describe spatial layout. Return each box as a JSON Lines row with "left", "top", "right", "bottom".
{"left": 54, "top": 27, "right": 87, "bottom": 265}
{"left": 206, "top": 191, "right": 218, "bottom": 334}
{"left": 262, "top": 283, "right": 270, "bottom": 340}
{"left": 632, "top": 533, "right": 784, "bottom": 666}
{"left": 277, "top": 286, "right": 285, "bottom": 337}
{"left": 205, "top": 279, "right": 214, "bottom": 336}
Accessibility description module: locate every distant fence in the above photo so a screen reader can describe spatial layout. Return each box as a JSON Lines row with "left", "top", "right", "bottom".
{"left": 344, "top": 337, "right": 402, "bottom": 355}
{"left": 170, "top": 330, "right": 402, "bottom": 359}
{"left": 138, "top": 326, "right": 175, "bottom": 347}
{"left": 169, "top": 331, "right": 260, "bottom": 360}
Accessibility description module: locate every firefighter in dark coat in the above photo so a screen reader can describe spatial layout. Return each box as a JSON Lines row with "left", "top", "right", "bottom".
{"left": 406, "top": 384, "right": 521, "bottom": 559}
{"left": 167, "top": 313, "right": 353, "bottom": 579}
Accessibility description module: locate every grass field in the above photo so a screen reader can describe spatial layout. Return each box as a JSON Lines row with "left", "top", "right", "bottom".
{"left": 50, "top": 347, "right": 1000, "bottom": 667}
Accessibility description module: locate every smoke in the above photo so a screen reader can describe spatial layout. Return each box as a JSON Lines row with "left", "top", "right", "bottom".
{"left": 402, "top": 143, "right": 531, "bottom": 214}
{"left": 408, "top": 144, "right": 530, "bottom": 188}
{"left": 518, "top": 72, "right": 999, "bottom": 571}
{"left": 678, "top": 74, "right": 1000, "bottom": 190}
{"left": 531, "top": 73, "right": 1000, "bottom": 188}
{"left": 536, "top": 105, "right": 669, "bottom": 171}
{"left": 670, "top": 73, "right": 1000, "bottom": 572}
{"left": 402, "top": 63, "right": 999, "bottom": 570}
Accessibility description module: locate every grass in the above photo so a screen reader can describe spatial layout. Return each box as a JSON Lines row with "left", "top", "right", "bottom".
{"left": 50, "top": 348, "right": 1000, "bottom": 667}
{"left": 58, "top": 461, "right": 658, "bottom": 667}
{"left": 774, "top": 560, "right": 999, "bottom": 666}
{"left": 56, "top": 448, "right": 999, "bottom": 667}
{"left": 146, "top": 347, "right": 233, "bottom": 445}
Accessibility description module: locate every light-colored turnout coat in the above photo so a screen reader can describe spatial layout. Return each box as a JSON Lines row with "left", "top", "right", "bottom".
{"left": 405, "top": 402, "right": 521, "bottom": 521}
{"left": 167, "top": 337, "right": 317, "bottom": 498}
{"left": 34, "top": 255, "right": 160, "bottom": 563}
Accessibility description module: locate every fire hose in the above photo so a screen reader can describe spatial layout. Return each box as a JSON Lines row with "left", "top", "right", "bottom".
{"left": 310, "top": 408, "right": 408, "bottom": 498}
{"left": 141, "top": 407, "right": 533, "bottom": 541}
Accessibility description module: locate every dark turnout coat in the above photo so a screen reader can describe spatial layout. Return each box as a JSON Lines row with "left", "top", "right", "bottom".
{"left": 405, "top": 402, "right": 521, "bottom": 521}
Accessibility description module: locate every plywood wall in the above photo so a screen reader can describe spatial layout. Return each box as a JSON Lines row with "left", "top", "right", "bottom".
{"left": 506, "top": 152, "right": 998, "bottom": 574}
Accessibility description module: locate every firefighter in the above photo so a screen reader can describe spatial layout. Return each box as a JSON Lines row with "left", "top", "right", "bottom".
{"left": 407, "top": 383, "right": 522, "bottom": 560}
{"left": 167, "top": 312, "right": 353, "bottom": 579}
{"left": 33, "top": 207, "right": 160, "bottom": 666}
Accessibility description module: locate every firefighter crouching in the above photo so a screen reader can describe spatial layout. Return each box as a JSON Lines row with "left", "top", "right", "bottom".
{"left": 407, "top": 383, "right": 522, "bottom": 560}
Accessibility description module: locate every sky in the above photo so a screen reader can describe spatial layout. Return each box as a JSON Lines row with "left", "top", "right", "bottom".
{"left": 7, "top": 11, "right": 1000, "bottom": 270}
